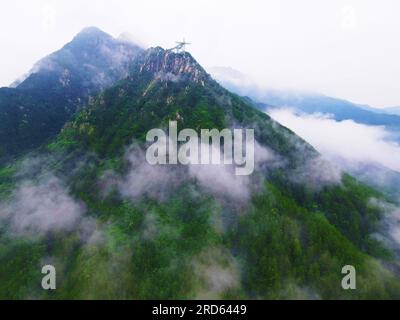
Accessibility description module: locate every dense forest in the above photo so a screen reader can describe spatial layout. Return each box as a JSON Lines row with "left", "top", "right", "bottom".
{"left": 0, "top": 37, "right": 399, "bottom": 299}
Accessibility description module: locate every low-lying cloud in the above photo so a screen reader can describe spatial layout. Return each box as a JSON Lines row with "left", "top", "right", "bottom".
{"left": 290, "top": 155, "right": 343, "bottom": 187}
{"left": 0, "top": 175, "right": 86, "bottom": 236}
{"left": 114, "top": 145, "right": 183, "bottom": 202}
{"left": 105, "top": 140, "right": 276, "bottom": 204}
{"left": 369, "top": 198, "right": 400, "bottom": 257}
{"left": 0, "top": 155, "right": 104, "bottom": 244}
{"left": 189, "top": 141, "right": 275, "bottom": 202}
{"left": 192, "top": 247, "right": 240, "bottom": 299}
{"left": 268, "top": 108, "right": 400, "bottom": 174}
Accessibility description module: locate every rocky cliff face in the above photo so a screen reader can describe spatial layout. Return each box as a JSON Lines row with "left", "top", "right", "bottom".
{"left": 132, "top": 47, "right": 210, "bottom": 84}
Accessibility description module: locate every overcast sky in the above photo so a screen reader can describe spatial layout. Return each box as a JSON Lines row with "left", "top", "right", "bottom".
{"left": 0, "top": 0, "right": 399, "bottom": 107}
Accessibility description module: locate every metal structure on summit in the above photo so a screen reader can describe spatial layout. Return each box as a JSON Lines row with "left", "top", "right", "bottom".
{"left": 170, "top": 39, "right": 191, "bottom": 53}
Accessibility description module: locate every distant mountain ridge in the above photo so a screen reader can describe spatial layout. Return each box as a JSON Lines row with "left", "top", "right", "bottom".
{"left": 209, "top": 66, "right": 400, "bottom": 134}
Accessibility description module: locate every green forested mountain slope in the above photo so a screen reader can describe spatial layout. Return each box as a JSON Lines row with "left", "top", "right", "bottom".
{"left": 0, "top": 46, "right": 399, "bottom": 299}
{"left": 0, "top": 27, "right": 142, "bottom": 162}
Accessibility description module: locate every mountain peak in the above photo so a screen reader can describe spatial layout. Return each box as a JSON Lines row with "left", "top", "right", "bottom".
{"left": 132, "top": 47, "right": 210, "bottom": 84}
{"left": 74, "top": 26, "right": 111, "bottom": 39}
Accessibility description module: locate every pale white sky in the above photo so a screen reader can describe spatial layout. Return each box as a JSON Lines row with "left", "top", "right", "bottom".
{"left": 0, "top": 0, "right": 399, "bottom": 107}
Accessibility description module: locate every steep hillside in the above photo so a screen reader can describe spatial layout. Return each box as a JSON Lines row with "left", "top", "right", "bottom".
{"left": 0, "top": 27, "right": 142, "bottom": 162}
{"left": 0, "top": 47, "right": 399, "bottom": 299}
